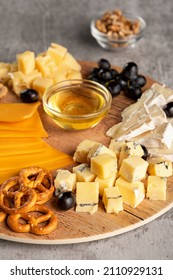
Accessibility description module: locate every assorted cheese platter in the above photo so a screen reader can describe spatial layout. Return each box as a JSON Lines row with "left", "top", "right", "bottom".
{"left": 0, "top": 51, "right": 173, "bottom": 244}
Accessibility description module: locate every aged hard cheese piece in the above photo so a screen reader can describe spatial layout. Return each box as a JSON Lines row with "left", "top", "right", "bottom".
{"left": 102, "top": 187, "right": 123, "bottom": 214}
{"left": 146, "top": 176, "right": 167, "bottom": 201}
{"left": 0, "top": 102, "right": 40, "bottom": 122}
{"left": 32, "top": 77, "right": 53, "bottom": 97}
{"left": 76, "top": 182, "right": 99, "bottom": 214}
{"left": 119, "top": 156, "right": 148, "bottom": 182}
{"left": 118, "top": 141, "right": 144, "bottom": 167}
{"left": 72, "top": 163, "right": 96, "bottom": 182}
{"left": 54, "top": 170, "right": 76, "bottom": 195}
{"left": 73, "top": 139, "right": 99, "bottom": 163}
{"left": 47, "top": 44, "right": 67, "bottom": 64}
{"left": 147, "top": 158, "right": 172, "bottom": 177}
{"left": 116, "top": 176, "right": 145, "bottom": 208}
{"left": 91, "top": 154, "right": 117, "bottom": 179}
{"left": 17, "top": 51, "right": 35, "bottom": 75}
{"left": 95, "top": 173, "right": 117, "bottom": 196}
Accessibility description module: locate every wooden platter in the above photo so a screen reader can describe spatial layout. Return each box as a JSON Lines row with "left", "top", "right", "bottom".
{"left": 0, "top": 61, "right": 173, "bottom": 244}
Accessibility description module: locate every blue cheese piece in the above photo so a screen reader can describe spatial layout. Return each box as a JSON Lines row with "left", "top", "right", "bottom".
{"left": 76, "top": 182, "right": 99, "bottom": 214}
{"left": 87, "top": 143, "right": 116, "bottom": 163}
{"left": 73, "top": 163, "right": 96, "bottom": 182}
{"left": 119, "top": 156, "right": 148, "bottom": 182}
{"left": 95, "top": 173, "right": 117, "bottom": 196}
{"left": 147, "top": 157, "right": 172, "bottom": 177}
{"left": 146, "top": 176, "right": 167, "bottom": 201}
{"left": 116, "top": 176, "right": 145, "bottom": 208}
{"left": 108, "top": 139, "right": 126, "bottom": 158}
{"left": 73, "top": 139, "right": 98, "bottom": 163}
{"left": 54, "top": 169, "right": 76, "bottom": 195}
{"left": 118, "top": 141, "right": 144, "bottom": 167}
{"left": 102, "top": 187, "right": 123, "bottom": 213}
{"left": 91, "top": 154, "right": 117, "bottom": 179}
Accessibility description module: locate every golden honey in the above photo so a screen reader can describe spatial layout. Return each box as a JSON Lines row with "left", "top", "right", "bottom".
{"left": 43, "top": 80, "right": 112, "bottom": 131}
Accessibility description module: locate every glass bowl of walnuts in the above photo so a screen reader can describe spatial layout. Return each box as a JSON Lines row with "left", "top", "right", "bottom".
{"left": 90, "top": 9, "right": 146, "bottom": 51}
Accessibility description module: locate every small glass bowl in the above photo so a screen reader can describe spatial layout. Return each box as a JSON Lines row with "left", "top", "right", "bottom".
{"left": 90, "top": 13, "right": 146, "bottom": 51}
{"left": 43, "top": 79, "right": 112, "bottom": 131}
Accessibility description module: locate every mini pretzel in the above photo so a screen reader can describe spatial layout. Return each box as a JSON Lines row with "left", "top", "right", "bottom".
{"left": 7, "top": 204, "right": 58, "bottom": 235}
{"left": 7, "top": 213, "right": 31, "bottom": 233}
{"left": 0, "top": 208, "right": 7, "bottom": 223}
{"left": 0, "top": 176, "right": 22, "bottom": 194}
{"left": 19, "top": 167, "right": 54, "bottom": 204}
{"left": 0, "top": 177, "right": 37, "bottom": 214}
{"left": 0, "top": 197, "right": 10, "bottom": 223}
{"left": 19, "top": 167, "right": 45, "bottom": 189}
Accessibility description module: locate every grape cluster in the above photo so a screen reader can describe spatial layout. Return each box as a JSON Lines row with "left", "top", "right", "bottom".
{"left": 88, "top": 59, "right": 147, "bottom": 100}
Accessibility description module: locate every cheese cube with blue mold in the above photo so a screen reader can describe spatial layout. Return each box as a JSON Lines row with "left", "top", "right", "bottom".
{"left": 91, "top": 153, "right": 117, "bottom": 179}
{"left": 116, "top": 176, "right": 145, "bottom": 208}
{"left": 119, "top": 156, "right": 148, "bottom": 182}
{"left": 102, "top": 187, "right": 123, "bottom": 213}
{"left": 146, "top": 175, "right": 167, "bottom": 200}
{"left": 76, "top": 182, "right": 99, "bottom": 214}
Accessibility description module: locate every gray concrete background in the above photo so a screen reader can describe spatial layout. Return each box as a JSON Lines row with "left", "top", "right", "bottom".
{"left": 0, "top": 0, "right": 173, "bottom": 260}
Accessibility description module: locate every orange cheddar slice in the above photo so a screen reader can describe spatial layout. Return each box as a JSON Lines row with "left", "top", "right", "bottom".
{"left": 0, "top": 146, "right": 73, "bottom": 172}
{"left": 0, "top": 137, "right": 44, "bottom": 148}
{"left": 0, "top": 130, "right": 48, "bottom": 138}
{"left": 0, "top": 150, "right": 73, "bottom": 184}
{"left": 0, "top": 102, "right": 40, "bottom": 122}
{"left": 0, "top": 141, "right": 47, "bottom": 156}
{"left": 0, "top": 111, "right": 47, "bottom": 132}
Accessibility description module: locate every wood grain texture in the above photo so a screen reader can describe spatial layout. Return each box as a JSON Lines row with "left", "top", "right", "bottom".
{"left": 0, "top": 61, "right": 172, "bottom": 244}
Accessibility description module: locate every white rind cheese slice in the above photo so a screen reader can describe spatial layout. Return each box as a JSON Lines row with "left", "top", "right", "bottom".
{"left": 106, "top": 104, "right": 155, "bottom": 140}
{"left": 106, "top": 83, "right": 173, "bottom": 160}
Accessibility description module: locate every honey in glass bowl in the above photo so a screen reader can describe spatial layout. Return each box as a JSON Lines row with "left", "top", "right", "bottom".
{"left": 43, "top": 79, "right": 112, "bottom": 131}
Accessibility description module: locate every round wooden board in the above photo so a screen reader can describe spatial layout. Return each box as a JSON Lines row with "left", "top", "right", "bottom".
{"left": 0, "top": 61, "right": 173, "bottom": 244}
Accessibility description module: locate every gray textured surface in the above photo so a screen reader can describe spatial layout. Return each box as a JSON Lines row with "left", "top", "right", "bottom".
{"left": 0, "top": 0, "right": 173, "bottom": 260}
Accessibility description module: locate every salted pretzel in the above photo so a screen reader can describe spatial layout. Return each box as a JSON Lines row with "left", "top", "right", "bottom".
{"left": 0, "top": 197, "right": 10, "bottom": 223}
{"left": 7, "top": 204, "right": 58, "bottom": 235}
{"left": 0, "top": 177, "right": 37, "bottom": 214}
{"left": 0, "top": 208, "right": 7, "bottom": 223}
{"left": 19, "top": 167, "right": 54, "bottom": 204}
